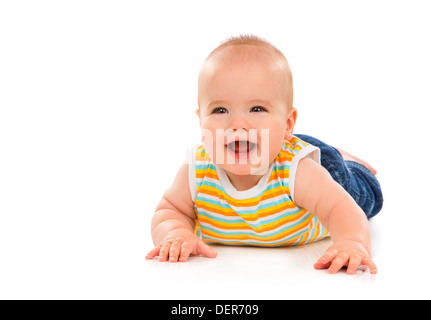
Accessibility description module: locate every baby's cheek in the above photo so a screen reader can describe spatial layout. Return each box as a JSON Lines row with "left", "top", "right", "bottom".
{"left": 260, "top": 132, "right": 282, "bottom": 159}
{"left": 202, "top": 142, "right": 214, "bottom": 160}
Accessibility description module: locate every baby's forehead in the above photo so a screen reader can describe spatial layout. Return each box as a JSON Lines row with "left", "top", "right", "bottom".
{"left": 208, "top": 44, "right": 282, "bottom": 69}
{"left": 198, "top": 37, "right": 293, "bottom": 110}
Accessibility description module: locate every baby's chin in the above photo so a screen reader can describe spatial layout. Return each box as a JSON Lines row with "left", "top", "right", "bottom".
{"left": 219, "top": 163, "right": 252, "bottom": 175}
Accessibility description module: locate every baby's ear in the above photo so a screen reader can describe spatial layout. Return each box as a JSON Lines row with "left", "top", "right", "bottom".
{"left": 284, "top": 107, "right": 297, "bottom": 140}
{"left": 284, "top": 130, "right": 293, "bottom": 141}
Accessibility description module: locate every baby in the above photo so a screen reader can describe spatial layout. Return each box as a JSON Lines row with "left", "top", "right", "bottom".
{"left": 146, "top": 35, "right": 383, "bottom": 275}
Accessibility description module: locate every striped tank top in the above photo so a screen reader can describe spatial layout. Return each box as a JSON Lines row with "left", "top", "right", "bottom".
{"left": 187, "top": 136, "right": 330, "bottom": 247}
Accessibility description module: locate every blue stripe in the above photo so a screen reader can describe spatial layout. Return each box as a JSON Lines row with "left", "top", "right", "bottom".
{"left": 275, "top": 164, "right": 290, "bottom": 171}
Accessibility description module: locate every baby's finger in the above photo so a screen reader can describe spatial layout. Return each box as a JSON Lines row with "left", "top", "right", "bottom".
{"left": 346, "top": 255, "right": 362, "bottom": 275}
{"left": 158, "top": 243, "right": 171, "bottom": 262}
{"left": 179, "top": 242, "right": 194, "bottom": 262}
{"left": 363, "top": 257, "right": 378, "bottom": 274}
{"left": 328, "top": 252, "right": 349, "bottom": 274}
{"left": 314, "top": 261, "right": 331, "bottom": 270}
{"left": 314, "top": 248, "right": 338, "bottom": 269}
{"left": 168, "top": 240, "right": 182, "bottom": 262}
{"left": 197, "top": 240, "right": 218, "bottom": 258}
{"left": 145, "top": 247, "right": 161, "bottom": 260}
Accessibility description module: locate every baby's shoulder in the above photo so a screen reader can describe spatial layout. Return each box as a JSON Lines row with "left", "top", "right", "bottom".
{"left": 185, "top": 144, "right": 211, "bottom": 165}
{"left": 274, "top": 137, "right": 316, "bottom": 165}
{"left": 282, "top": 136, "right": 311, "bottom": 153}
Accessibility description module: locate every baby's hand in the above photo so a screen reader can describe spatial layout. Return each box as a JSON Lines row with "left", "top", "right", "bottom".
{"left": 145, "top": 229, "right": 217, "bottom": 262}
{"left": 314, "top": 240, "right": 377, "bottom": 275}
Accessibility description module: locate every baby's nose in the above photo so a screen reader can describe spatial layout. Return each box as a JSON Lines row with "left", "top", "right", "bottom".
{"left": 229, "top": 115, "right": 250, "bottom": 131}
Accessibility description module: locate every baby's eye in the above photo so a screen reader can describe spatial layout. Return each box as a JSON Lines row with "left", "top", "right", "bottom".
{"left": 212, "top": 107, "right": 228, "bottom": 114}
{"left": 250, "top": 106, "right": 267, "bottom": 112}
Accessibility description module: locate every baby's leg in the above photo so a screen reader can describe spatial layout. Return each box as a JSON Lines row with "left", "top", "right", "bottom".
{"left": 295, "top": 134, "right": 383, "bottom": 219}
{"left": 335, "top": 148, "right": 377, "bottom": 175}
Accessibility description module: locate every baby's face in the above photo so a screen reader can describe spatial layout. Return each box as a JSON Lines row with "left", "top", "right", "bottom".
{"left": 197, "top": 46, "right": 296, "bottom": 176}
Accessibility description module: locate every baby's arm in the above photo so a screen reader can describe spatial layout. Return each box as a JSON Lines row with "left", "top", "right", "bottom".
{"left": 145, "top": 163, "right": 217, "bottom": 262}
{"left": 294, "top": 157, "right": 377, "bottom": 275}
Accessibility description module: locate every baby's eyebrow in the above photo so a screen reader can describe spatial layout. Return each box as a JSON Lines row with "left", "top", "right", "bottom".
{"left": 207, "top": 100, "right": 230, "bottom": 108}
{"left": 247, "top": 99, "right": 272, "bottom": 107}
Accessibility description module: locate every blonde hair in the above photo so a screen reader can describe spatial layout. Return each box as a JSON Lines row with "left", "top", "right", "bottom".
{"left": 204, "top": 35, "right": 293, "bottom": 111}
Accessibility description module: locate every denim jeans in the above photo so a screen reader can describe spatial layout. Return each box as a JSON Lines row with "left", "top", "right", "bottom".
{"left": 295, "top": 134, "right": 383, "bottom": 219}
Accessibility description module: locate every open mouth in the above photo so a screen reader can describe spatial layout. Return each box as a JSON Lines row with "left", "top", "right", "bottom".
{"left": 226, "top": 141, "right": 257, "bottom": 159}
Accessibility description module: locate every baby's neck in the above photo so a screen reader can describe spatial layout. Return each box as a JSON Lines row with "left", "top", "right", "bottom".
{"left": 224, "top": 171, "right": 266, "bottom": 191}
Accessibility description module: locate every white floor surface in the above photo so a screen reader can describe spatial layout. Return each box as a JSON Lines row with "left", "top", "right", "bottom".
{"left": 1, "top": 167, "right": 430, "bottom": 300}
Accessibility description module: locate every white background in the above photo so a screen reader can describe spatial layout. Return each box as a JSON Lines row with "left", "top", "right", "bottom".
{"left": 1, "top": 0, "right": 430, "bottom": 299}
